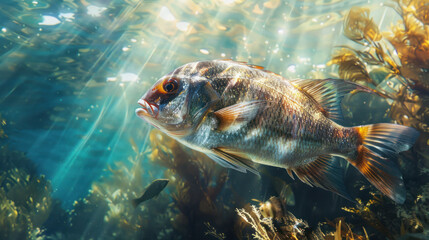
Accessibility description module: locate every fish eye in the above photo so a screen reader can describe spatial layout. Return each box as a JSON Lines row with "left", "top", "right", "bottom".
{"left": 163, "top": 78, "right": 179, "bottom": 93}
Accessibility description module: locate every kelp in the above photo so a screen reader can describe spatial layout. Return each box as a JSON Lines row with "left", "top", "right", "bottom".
{"left": 389, "top": 86, "right": 429, "bottom": 132}
{"left": 331, "top": 0, "right": 429, "bottom": 133}
{"left": 332, "top": 0, "right": 429, "bottom": 179}
{"left": 343, "top": 7, "right": 382, "bottom": 43}
{"left": 0, "top": 169, "right": 52, "bottom": 239}
{"left": 342, "top": 194, "right": 395, "bottom": 239}
{"left": 341, "top": 185, "right": 429, "bottom": 240}
{"left": 388, "top": 0, "right": 429, "bottom": 70}
{"left": 324, "top": 219, "right": 369, "bottom": 240}
{"left": 0, "top": 146, "right": 64, "bottom": 240}
{"left": 67, "top": 138, "right": 173, "bottom": 240}
{"left": 236, "top": 197, "right": 324, "bottom": 240}
{"left": 148, "top": 129, "right": 233, "bottom": 239}
{"left": 0, "top": 114, "right": 6, "bottom": 139}
{"left": 67, "top": 129, "right": 246, "bottom": 239}
{"left": 236, "top": 203, "right": 321, "bottom": 240}
{"left": 43, "top": 129, "right": 257, "bottom": 240}
{"left": 204, "top": 222, "right": 226, "bottom": 240}
{"left": 236, "top": 197, "right": 371, "bottom": 240}
{"left": 0, "top": 137, "right": 173, "bottom": 240}
{"left": 328, "top": 2, "right": 429, "bottom": 239}
{"left": 338, "top": 141, "right": 429, "bottom": 240}
{"left": 328, "top": 48, "right": 373, "bottom": 84}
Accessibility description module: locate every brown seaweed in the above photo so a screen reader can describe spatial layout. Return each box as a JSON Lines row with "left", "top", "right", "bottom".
{"left": 343, "top": 7, "right": 382, "bottom": 43}
{"left": 332, "top": 1, "right": 429, "bottom": 133}
{"left": 67, "top": 138, "right": 173, "bottom": 240}
{"left": 0, "top": 114, "right": 6, "bottom": 139}
{"left": 324, "top": 219, "right": 369, "bottom": 240}
{"left": 329, "top": 2, "right": 429, "bottom": 239}
{"left": 0, "top": 147, "right": 62, "bottom": 239}
{"left": 236, "top": 197, "right": 325, "bottom": 240}
{"left": 342, "top": 195, "right": 395, "bottom": 239}
{"left": 328, "top": 48, "right": 374, "bottom": 84}
{"left": 148, "top": 129, "right": 231, "bottom": 238}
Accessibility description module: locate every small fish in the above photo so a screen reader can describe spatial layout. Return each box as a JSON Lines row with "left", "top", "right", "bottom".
{"left": 255, "top": 196, "right": 287, "bottom": 220}
{"left": 136, "top": 60, "right": 419, "bottom": 203}
{"left": 132, "top": 179, "right": 169, "bottom": 207}
{"left": 277, "top": 182, "right": 295, "bottom": 207}
{"left": 261, "top": 168, "right": 295, "bottom": 206}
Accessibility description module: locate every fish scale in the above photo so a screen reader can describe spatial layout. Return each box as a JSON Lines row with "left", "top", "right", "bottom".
{"left": 136, "top": 59, "right": 419, "bottom": 203}
{"left": 215, "top": 60, "right": 346, "bottom": 166}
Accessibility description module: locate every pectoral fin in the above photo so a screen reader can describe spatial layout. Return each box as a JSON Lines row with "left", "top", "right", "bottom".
{"left": 288, "top": 154, "right": 352, "bottom": 201}
{"left": 214, "top": 101, "right": 265, "bottom": 131}
{"left": 207, "top": 147, "right": 259, "bottom": 176}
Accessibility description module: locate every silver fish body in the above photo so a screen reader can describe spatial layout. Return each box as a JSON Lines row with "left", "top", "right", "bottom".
{"left": 136, "top": 60, "right": 419, "bottom": 203}
{"left": 177, "top": 69, "right": 353, "bottom": 168}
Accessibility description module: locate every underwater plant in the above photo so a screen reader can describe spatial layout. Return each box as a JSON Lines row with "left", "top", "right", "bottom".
{"left": 236, "top": 196, "right": 325, "bottom": 240}
{"left": 0, "top": 146, "right": 65, "bottom": 240}
{"left": 235, "top": 197, "right": 378, "bottom": 240}
{"left": 67, "top": 139, "right": 174, "bottom": 240}
{"left": 324, "top": 219, "right": 369, "bottom": 240}
{"left": 342, "top": 185, "right": 429, "bottom": 240}
{"left": 328, "top": 1, "right": 429, "bottom": 133}
{"left": 204, "top": 222, "right": 227, "bottom": 240}
{"left": 342, "top": 194, "right": 396, "bottom": 239}
{"left": 0, "top": 114, "right": 6, "bottom": 139}
{"left": 64, "top": 130, "right": 262, "bottom": 240}
{"left": 0, "top": 168, "right": 50, "bottom": 239}
{"left": 328, "top": 1, "right": 429, "bottom": 239}
{"left": 148, "top": 129, "right": 236, "bottom": 239}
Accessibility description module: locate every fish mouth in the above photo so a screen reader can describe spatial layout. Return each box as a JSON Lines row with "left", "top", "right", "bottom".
{"left": 136, "top": 99, "right": 159, "bottom": 119}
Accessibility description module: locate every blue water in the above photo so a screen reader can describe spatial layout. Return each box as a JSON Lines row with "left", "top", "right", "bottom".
{"left": 1, "top": 0, "right": 424, "bottom": 239}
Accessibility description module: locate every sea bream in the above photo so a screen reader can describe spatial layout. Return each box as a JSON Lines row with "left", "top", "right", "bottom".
{"left": 136, "top": 60, "right": 419, "bottom": 203}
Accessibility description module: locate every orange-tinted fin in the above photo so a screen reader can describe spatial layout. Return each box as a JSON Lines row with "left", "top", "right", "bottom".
{"left": 247, "top": 64, "right": 265, "bottom": 70}
{"left": 214, "top": 101, "right": 265, "bottom": 131}
{"left": 286, "top": 169, "right": 294, "bottom": 180}
{"left": 288, "top": 154, "right": 353, "bottom": 201}
{"left": 207, "top": 147, "right": 260, "bottom": 176}
{"left": 349, "top": 123, "right": 420, "bottom": 204}
{"left": 218, "top": 59, "right": 281, "bottom": 76}
{"left": 291, "top": 79, "right": 371, "bottom": 122}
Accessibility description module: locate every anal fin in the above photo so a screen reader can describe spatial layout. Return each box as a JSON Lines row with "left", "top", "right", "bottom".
{"left": 288, "top": 154, "right": 352, "bottom": 201}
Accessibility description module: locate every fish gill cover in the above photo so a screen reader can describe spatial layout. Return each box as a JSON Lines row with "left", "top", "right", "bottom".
{"left": 0, "top": 0, "right": 428, "bottom": 239}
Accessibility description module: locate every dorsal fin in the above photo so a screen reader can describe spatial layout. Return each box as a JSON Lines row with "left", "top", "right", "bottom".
{"left": 218, "top": 59, "right": 280, "bottom": 76}
{"left": 288, "top": 154, "right": 353, "bottom": 201}
{"left": 291, "top": 78, "right": 371, "bottom": 121}
{"left": 247, "top": 64, "right": 265, "bottom": 70}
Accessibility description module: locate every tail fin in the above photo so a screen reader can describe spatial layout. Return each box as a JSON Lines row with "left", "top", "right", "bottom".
{"left": 349, "top": 123, "right": 419, "bottom": 203}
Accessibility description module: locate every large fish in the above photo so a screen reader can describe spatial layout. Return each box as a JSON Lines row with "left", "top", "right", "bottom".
{"left": 136, "top": 60, "right": 419, "bottom": 203}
